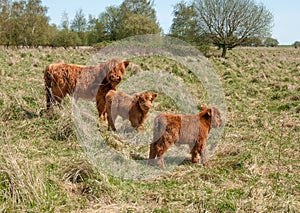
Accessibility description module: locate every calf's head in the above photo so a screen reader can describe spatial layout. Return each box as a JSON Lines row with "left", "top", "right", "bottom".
{"left": 201, "top": 106, "right": 223, "bottom": 128}
{"left": 137, "top": 92, "right": 158, "bottom": 112}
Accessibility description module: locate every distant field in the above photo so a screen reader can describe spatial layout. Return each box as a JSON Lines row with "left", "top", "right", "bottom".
{"left": 0, "top": 46, "right": 299, "bottom": 212}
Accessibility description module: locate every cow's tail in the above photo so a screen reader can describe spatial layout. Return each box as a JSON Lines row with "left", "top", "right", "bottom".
{"left": 44, "top": 65, "right": 55, "bottom": 110}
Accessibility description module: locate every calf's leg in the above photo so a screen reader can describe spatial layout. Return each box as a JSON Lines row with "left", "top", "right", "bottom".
{"left": 199, "top": 139, "right": 208, "bottom": 166}
{"left": 148, "top": 142, "right": 157, "bottom": 166}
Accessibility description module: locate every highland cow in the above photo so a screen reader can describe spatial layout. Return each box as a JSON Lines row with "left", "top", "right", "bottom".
{"left": 105, "top": 90, "right": 158, "bottom": 131}
{"left": 148, "top": 106, "right": 222, "bottom": 169}
{"left": 44, "top": 58, "right": 129, "bottom": 119}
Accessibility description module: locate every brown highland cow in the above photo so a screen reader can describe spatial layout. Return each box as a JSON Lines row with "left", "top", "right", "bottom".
{"left": 44, "top": 58, "right": 129, "bottom": 119}
{"left": 105, "top": 90, "right": 158, "bottom": 131}
{"left": 148, "top": 106, "right": 222, "bottom": 169}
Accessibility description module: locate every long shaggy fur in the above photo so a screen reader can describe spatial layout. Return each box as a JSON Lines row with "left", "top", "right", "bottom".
{"left": 148, "top": 106, "right": 222, "bottom": 169}
{"left": 105, "top": 90, "right": 158, "bottom": 131}
{"left": 44, "top": 58, "right": 129, "bottom": 118}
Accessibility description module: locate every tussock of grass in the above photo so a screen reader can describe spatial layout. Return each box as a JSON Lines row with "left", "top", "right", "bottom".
{"left": 62, "top": 159, "right": 95, "bottom": 184}
{"left": 0, "top": 154, "right": 46, "bottom": 207}
{"left": 0, "top": 47, "right": 299, "bottom": 212}
{"left": 48, "top": 107, "right": 76, "bottom": 142}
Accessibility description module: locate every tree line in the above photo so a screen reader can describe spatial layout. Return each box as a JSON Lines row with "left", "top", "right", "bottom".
{"left": 0, "top": 0, "right": 295, "bottom": 57}
{"left": 0, "top": 0, "right": 160, "bottom": 48}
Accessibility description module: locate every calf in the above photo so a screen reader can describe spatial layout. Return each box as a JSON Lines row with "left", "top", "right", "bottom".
{"left": 148, "top": 106, "right": 222, "bottom": 169}
{"left": 105, "top": 90, "right": 158, "bottom": 131}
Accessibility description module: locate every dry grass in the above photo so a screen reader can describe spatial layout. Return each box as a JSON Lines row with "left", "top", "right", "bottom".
{"left": 0, "top": 46, "right": 299, "bottom": 212}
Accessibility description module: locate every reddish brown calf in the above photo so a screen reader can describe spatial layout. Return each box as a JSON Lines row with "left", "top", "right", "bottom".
{"left": 105, "top": 90, "right": 158, "bottom": 131}
{"left": 148, "top": 106, "right": 222, "bottom": 169}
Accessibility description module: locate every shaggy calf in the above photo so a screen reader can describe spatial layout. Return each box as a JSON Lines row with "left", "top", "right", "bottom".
{"left": 105, "top": 90, "right": 158, "bottom": 131}
{"left": 44, "top": 58, "right": 129, "bottom": 118}
{"left": 148, "top": 106, "right": 222, "bottom": 169}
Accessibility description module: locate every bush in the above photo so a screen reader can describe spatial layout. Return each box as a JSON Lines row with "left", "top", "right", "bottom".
{"left": 92, "top": 40, "right": 113, "bottom": 49}
{"left": 293, "top": 41, "right": 300, "bottom": 48}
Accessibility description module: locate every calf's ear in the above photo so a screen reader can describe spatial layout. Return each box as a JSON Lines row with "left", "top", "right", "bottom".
{"left": 123, "top": 61, "right": 130, "bottom": 68}
{"left": 152, "top": 93, "right": 158, "bottom": 100}
{"left": 137, "top": 93, "right": 144, "bottom": 101}
{"left": 201, "top": 107, "right": 211, "bottom": 118}
{"left": 201, "top": 105, "right": 207, "bottom": 111}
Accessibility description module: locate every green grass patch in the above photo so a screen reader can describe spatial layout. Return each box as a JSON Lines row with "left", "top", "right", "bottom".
{"left": 0, "top": 47, "right": 299, "bottom": 212}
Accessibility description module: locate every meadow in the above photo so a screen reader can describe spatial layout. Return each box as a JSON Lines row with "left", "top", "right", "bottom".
{"left": 0, "top": 46, "right": 299, "bottom": 212}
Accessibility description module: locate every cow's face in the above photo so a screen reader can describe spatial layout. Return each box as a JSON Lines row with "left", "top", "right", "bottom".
{"left": 107, "top": 60, "right": 129, "bottom": 87}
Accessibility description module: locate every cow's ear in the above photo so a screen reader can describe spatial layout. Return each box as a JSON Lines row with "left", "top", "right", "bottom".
{"left": 137, "top": 93, "right": 144, "bottom": 101}
{"left": 201, "top": 105, "right": 207, "bottom": 111}
{"left": 206, "top": 108, "right": 212, "bottom": 117}
{"left": 123, "top": 60, "right": 130, "bottom": 68}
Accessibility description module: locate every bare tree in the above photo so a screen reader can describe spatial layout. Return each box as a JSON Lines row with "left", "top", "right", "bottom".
{"left": 194, "top": 0, "right": 273, "bottom": 57}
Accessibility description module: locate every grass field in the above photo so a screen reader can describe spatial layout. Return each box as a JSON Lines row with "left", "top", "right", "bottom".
{"left": 0, "top": 46, "right": 299, "bottom": 212}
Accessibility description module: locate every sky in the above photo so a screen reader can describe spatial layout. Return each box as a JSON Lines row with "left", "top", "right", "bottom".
{"left": 42, "top": 0, "right": 300, "bottom": 45}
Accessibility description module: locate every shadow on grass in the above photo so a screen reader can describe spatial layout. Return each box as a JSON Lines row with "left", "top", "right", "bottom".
{"left": 21, "top": 107, "right": 39, "bottom": 119}
{"left": 130, "top": 153, "right": 193, "bottom": 167}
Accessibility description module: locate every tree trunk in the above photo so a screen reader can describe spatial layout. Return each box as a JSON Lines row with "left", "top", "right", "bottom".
{"left": 221, "top": 45, "right": 227, "bottom": 58}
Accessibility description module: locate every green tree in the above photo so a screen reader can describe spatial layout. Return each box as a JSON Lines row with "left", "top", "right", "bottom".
{"left": 120, "top": 0, "right": 157, "bottom": 22}
{"left": 9, "top": 0, "right": 26, "bottom": 46}
{"left": 0, "top": 0, "right": 50, "bottom": 47}
{"left": 0, "top": 0, "right": 11, "bottom": 46}
{"left": 293, "top": 41, "right": 300, "bottom": 48}
{"left": 118, "top": 0, "right": 160, "bottom": 38}
{"left": 46, "top": 23, "right": 59, "bottom": 47}
{"left": 99, "top": 6, "right": 121, "bottom": 40}
{"left": 241, "top": 37, "right": 263, "bottom": 47}
{"left": 71, "top": 8, "right": 87, "bottom": 45}
{"left": 60, "top": 11, "right": 69, "bottom": 30}
{"left": 52, "top": 29, "right": 80, "bottom": 48}
{"left": 86, "top": 14, "right": 105, "bottom": 45}
{"left": 51, "top": 11, "right": 81, "bottom": 48}
{"left": 121, "top": 13, "right": 159, "bottom": 38}
{"left": 23, "top": 0, "right": 50, "bottom": 46}
{"left": 170, "top": 1, "right": 201, "bottom": 44}
{"left": 194, "top": 0, "right": 273, "bottom": 57}
{"left": 99, "top": 0, "right": 160, "bottom": 41}
{"left": 264, "top": 37, "right": 279, "bottom": 47}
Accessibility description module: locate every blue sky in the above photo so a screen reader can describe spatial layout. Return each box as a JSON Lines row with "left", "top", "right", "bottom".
{"left": 42, "top": 0, "right": 300, "bottom": 45}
